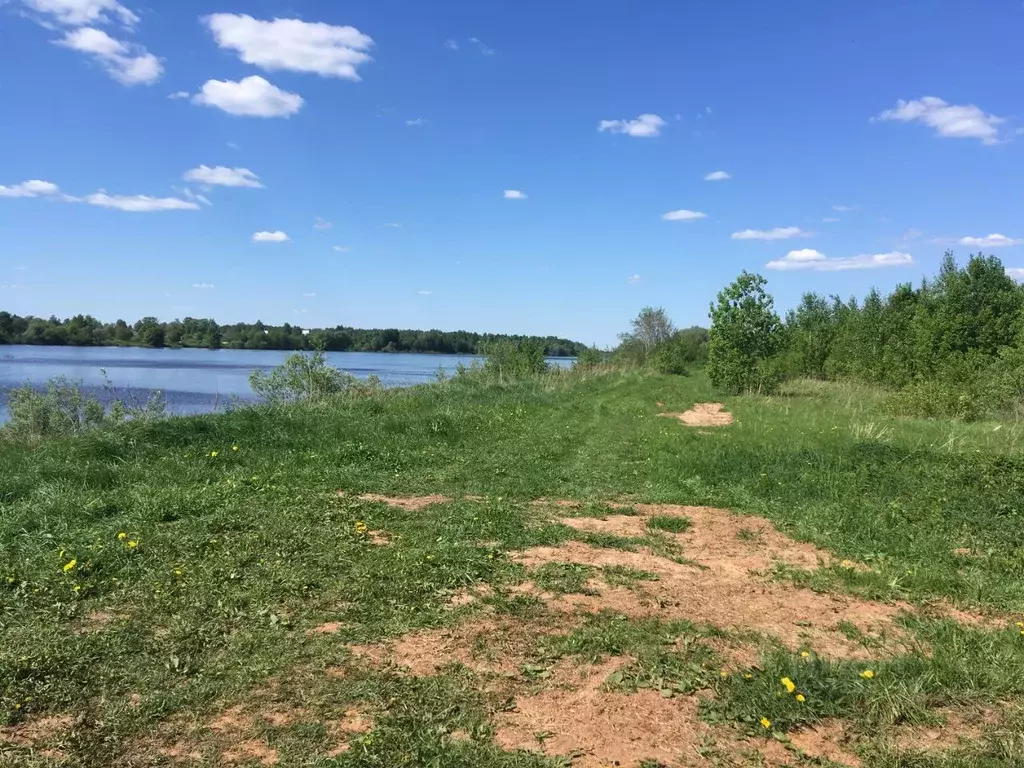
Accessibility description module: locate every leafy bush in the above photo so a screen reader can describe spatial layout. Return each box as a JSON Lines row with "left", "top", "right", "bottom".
{"left": 480, "top": 340, "right": 548, "bottom": 381}
{"left": 249, "top": 348, "right": 381, "bottom": 404}
{"left": 2, "top": 376, "right": 165, "bottom": 441}
{"left": 707, "top": 272, "right": 784, "bottom": 394}
{"left": 573, "top": 346, "right": 604, "bottom": 370}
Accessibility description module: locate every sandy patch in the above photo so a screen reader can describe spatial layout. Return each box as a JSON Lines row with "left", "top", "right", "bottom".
{"left": 0, "top": 715, "right": 73, "bottom": 750}
{"left": 345, "top": 493, "right": 450, "bottom": 511}
{"left": 659, "top": 402, "right": 734, "bottom": 427}
{"left": 307, "top": 621, "right": 345, "bottom": 636}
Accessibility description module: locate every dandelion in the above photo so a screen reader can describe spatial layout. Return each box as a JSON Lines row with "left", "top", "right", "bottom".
{"left": 841, "top": 559, "right": 854, "bottom": 568}
{"left": 781, "top": 677, "right": 796, "bottom": 693}
{"left": 760, "top": 717, "right": 772, "bottom": 729}
{"left": 1017, "top": 621, "right": 1023, "bottom": 628}
{"left": 720, "top": 669, "right": 730, "bottom": 678}
{"left": 860, "top": 669, "right": 875, "bottom": 679}
{"left": 73, "top": 585, "right": 81, "bottom": 592}
{"left": 800, "top": 651, "right": 811, "bottom": 658}
{"left": 63, "top": 559, "right": 77, "bottom": 573}
{"left": 796, "top": 693, "right": 806, "bottom": 703}
{"left": 117, "top": 532, "right": 127, "bottom": 540}
{"left": 743, "top": 673, "right": 754, "bottom": 680}
{"left": 210, "top": 451, "right": 219, "bottom": 458}
{"left": 232, "top": 445, "right": 239, "bottom": 452}
{"left": 127, "top": 540, "right": 139, "bottom": 549}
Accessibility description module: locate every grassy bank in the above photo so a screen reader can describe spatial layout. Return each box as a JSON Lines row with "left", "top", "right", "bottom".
{"left": 2, "top": 371, "right": 1024, "bottom": 766}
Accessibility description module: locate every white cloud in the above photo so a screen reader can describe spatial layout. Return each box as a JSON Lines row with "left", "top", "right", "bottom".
{"left": 901, "top": 228, "right": 924, "bottom": 241}
{"left": 21, "top": 0, "right": 137, "bottom": 27}
{"left": 960, "top": 234, "right": 1022, "bottom": 248}
{"left": 302, "top": 292, "right": 316, "bottom": 298}
{"left": 767, "top": 248, "right": 913, "bottom": 272}
{"left": 1006, "top": 268, "right": 1024, "bottom": 281}
{"left": 203, "top": 14, "right": 374, "bottom": 80}
{"left": 0, "top": 179, "right": 61, "bottom": 198}
{"left": 662, "top": 209, "right": 707, "bottom": 221}
{"left": 193, "top": 76, "right": 303, "bottom": 118}
{"left": 168, "top": 91, "right": 190, "bottom": 100}
{"left": 313, "top": 217, "right": 333, "bottom": 230}
{"left": 704, "top": 170, "right": 731, "bottom": 181}
{"left": 833, "top": 204, "right": 857, "bottom": 212}
{"left": 193, "top": 282, "right": 214, "bottom": 289}
{"left": 731, "top": 226, "right": 810, "bottom": 241}
{"left": 468, "top": 36, "right": 495, "bottom": 55}
{"left": 80, "top": 192, "right": 199, "bottom": 211}
{"left": 181, "top": 188, "right": 212, "bottom": 206}
{"left": 875, "top": 96, "right": 1004, "bottom": 145}
{"left": 227, "top": 141, "right": 241, "bottom": 150}
{"left": 627, "top": 274, "right": 641, "bottom": 284}
{"left": 417, "top": 290, "right": 432, "bottom": 296}
{"left": 333, "top": 245, "right": 350, "bottom": 252}
{"left": 55, "top": 27, "right": 162, "bottom": 85}
{"left": 405, "top": 118, "right": 426, "bottom": 126}
{"left": 822, "top": 217, "right": 840, "bottom": 223}
{"left": 598, "top": 113, "right": 666, "bottom": 138}
{"left": 383, "top": 222, "right": 402, "bottom": 228}
{"left": 252, "top": 230, "right": 289, "bottom": 243}
{"left": 184, "top": 165, "right": 263, "bottom": 188}
{"left": 444, "top": 39, "right": 459, "bottom": 51}
{"left": 503, "top": 189, "right": 527, "bottom": 200}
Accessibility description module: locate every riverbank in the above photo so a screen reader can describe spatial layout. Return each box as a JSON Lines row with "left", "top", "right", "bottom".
{"left": 2, "top": 372, "right": 1023, "bottom": 766}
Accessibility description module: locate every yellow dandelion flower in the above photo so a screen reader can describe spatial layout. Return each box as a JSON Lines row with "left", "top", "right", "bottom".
{"left": 232, "top": 445, "right": 239, "bottom": 452}
{"left": 743, "top": 673, "right": 754, "bottom": 680}
{"left": 760, "top": 717, "right": 772, "bottom": 729}
{"left": 841, "top": 559, "right": 854, "bottom": 568}
{"left": 720, "top": 669, "right": 730, "bottom": 678}
{"left": 127, "top": 540, "right": 139, "bottom": 549}
{"left": 781, "top": 677, "right": 796, "bottom": 693}
{"left": 800, "top": 651, "right": 811, "bottom": 658}
{"left": 63, "top": 559, "right": 77, "bottom": 573}
{"left": 1017, "top": 621, "right": 1024, "bottom": 628}
{"left": 73, "top": 585, "right": 81, "bottom": 592}
{"left": 860, "top": 669, "right": 875, "bottom": 679}
{"left": 210, "top": 451, "right": 219, "bottom": 458}
{"left": 796, "top": 693, "right": 806, "bottom": 703}
{"left": 117, "top": 532, "right": 127, "bottom": 540}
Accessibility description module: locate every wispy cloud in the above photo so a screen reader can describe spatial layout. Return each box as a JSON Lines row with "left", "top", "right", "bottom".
{"left": 313, "top": 217, "right": 333, "bottom": 230}
{"left": 193, "top": 282, "right": 215, "bottom": 289}
{"left": 599, "top": 113, "right": 666, "bottom": 138}
{"left": 832, "top": 204, "right": 858, "bottom": 212}
{"left": 959, "top": 233, "right": 1022, "bottom": 248}
{"left": 822, "top": 217, "right": 840, "bottom": 223}
{"left": 875, "top": 96, "right": 1004, "bottom": 145}
{"left": 444, "top": 39, "right": 459, "bottom": 51}
{"left": 184, "top": 165, "right": 263, "bottom": 188}
{"left": 704, "top": 170, "right": 731, "bottom": 181}
{"left": 405, "top": 117, "right": 426, "bottom": 126}
{"left": 168, "top": 91, "right": 190, "bottom": 100}
{"left": 467, "top": 36, "right": 495, "bottom": 55}
{"left": 55, "top": 26, "right": 162, "bottom": 86}
{"left": 333, "top": 245, "right": 350, "bottom": 252}
{"left": 662, "top": 209, "right": 707, "bottom": 221}
{"left": 627, "top": 274, "right": 642, "bottom": 284}
{"left": 383, "top": 222, "right": 402, "bottom": 228}
{"left": 767, "top": 248, "right": 913, "bottom": 272}
{"left": 731, "top": 226, "right": 810, "bottom": 241}
{"left": 302, "top": 292, "right": 316, "bottom": 298}
{"left": 1006, "top": 268, "right": 1024, "bottom": 281}
{"left": 252, "top": 230, "right": 289, "bottom": 243}
{"left": 503, "top": 189, "right": 527, "bottom": 200}
{"left": 417, "top": 290, "right": 432, "bottom": 296}
{"left": 79, "top": 192, "right": 198, "bottom": 211}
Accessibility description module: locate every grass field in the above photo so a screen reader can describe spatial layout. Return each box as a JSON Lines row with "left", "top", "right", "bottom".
{"left": 2, "top": 371, "right": 1024, "bottom": 767}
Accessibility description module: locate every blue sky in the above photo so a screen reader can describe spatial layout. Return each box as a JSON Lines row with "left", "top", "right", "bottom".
{"left": 1, "top": 0, "right": 1022, "bottom": 346}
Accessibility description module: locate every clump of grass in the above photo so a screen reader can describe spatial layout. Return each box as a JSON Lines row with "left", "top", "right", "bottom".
{"left": 647, "top": 515, "right": 692, "bottom": 534}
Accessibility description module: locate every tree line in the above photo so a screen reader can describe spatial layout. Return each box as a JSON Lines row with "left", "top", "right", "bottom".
{"left": 0, "top": 313, "right": 587, "bottom": 357}
{"left": 702, "top": 251, "right": 1024, "bottom": 419}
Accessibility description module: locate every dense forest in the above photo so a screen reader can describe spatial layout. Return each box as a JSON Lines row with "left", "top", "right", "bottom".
{"left": 702, "top": 251, "right": 1024, "bottom": 419}
{"left": 0, "top": 313, "right": 587, "bottom": 357}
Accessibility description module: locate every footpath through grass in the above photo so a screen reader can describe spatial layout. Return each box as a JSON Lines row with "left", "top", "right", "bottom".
{"left": 2, "top": 371, "right": 1024, "bottom": 766}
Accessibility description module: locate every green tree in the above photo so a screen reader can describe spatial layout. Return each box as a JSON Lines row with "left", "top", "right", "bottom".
{"left": 706, "top": 272, "right": 783, "bottom": 394}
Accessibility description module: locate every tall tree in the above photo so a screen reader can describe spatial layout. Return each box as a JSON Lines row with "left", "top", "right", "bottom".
{"left": 706, "top": 272, "right": 783, "bottom": 394}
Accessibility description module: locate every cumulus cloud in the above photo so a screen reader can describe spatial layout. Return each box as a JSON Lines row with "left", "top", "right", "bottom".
{"left": 252, "top": 230, "right": 289, "bottom": 243}
{"left": 184, "top": 165, "right": 263, "bottom": 188}
{"left": 704, "top": 170, "right": 731, "bottom": 181}
{"left": 80, "top": 192, "right": 199, "bottom": 211}
{"left": 503, "top": 189, "right": 527, "bottom": 200}
{"left": 203, "top": 14, "right": 374, "bottom": 80}
{"left": 767, "top": 248, "right": 913, "bottom": 272}
{"left": 0, "top": 179, "right": 62, "bottom": 198}
{"left": 875, "top": 96, "right": 1004, "bottom": 145}
{"left": 598, "top": 113, "right": 666, "bottom": 138}
{"left": 192, "top": 76, "right": 303, "bottom": 118}
{"left": 55, "top": 27, "right": 162, "bottom": 85}
{"left": 959, "top": 233, "right": 1022, "bottom": 248}
{"left": 662, "top": 209, "right": 707, "bottom": 221}
{"left": 1006, "top": 268, "right": 1024, "bottom": 281}
{"left": 21, "top": 0, "right": 137, "bottom": 27}
{"left": 731, "top": 226, "right": 810, "bottom": 241}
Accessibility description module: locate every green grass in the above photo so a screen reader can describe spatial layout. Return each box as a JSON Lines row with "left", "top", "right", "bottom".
{"left": 2, "top": 370, "right": 1024, "bottom": 766}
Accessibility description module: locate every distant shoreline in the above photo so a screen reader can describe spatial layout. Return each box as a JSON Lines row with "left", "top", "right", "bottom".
{"left": 0, "top": 343, "right": 576, "bottom": 359}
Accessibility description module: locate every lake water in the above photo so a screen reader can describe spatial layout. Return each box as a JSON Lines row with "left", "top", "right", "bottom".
{"left": 0, "top": 346, "right": 571, "bottom": 422}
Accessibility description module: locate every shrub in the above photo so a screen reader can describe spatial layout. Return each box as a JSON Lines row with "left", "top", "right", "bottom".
{"left": 249, "top": 348, "right": 381, "bottom": 404}
{"left": 707, "top": 272, "right": 784, "bottom": 394}
{"left": 2, "top": 376, "right": 165, "bottom": 441}
{"left": 573, "top": 346, "right": 604, "bottom": 370}
{"left": 480, "top": 340, "right": 548, "bottom": 381}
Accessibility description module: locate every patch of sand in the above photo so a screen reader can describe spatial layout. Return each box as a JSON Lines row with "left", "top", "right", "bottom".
{"left": 347, "top": 493, "right": 451, "bottom": 511}
{"left": 659, "top": 402, "right": 734, "bottom": 427}
{"left": 0, "top": 715, "right": 73, "bottom": 750}
{"left": 307, "top": 621, "right": 345, "bottom": 635}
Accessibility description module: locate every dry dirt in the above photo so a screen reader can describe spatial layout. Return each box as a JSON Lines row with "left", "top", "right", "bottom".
{"left": 0, "top": 715, "right": 73, "bottom": 758}
{"left": 659, "top": 402, "right": 735, "bottom": 427}
{"left": 345, "top": 492, "right": 451, "bottom": 511}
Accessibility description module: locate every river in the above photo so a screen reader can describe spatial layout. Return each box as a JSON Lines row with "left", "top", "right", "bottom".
{"left": 0, "top": 346, "right": 571, "bottom": 422}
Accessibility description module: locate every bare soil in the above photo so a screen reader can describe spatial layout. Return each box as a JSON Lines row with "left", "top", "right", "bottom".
{"left": 659, "top": 402, "right": 735, "bottom": 427}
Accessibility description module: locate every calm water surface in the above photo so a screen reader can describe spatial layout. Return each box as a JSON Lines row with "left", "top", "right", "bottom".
{"left": 0, "top": 346, "right": 570, "bottom": 422}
